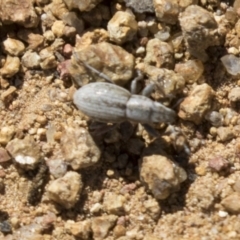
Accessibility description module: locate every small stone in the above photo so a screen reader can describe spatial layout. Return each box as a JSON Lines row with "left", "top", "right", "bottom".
{"left": 0, "top": 126, "right": 15, "bottom": 145}
{"left": 71, "top": 42, "right": 134, "bottom": 86}
{"left": 175, "top": 60, "right": 204, "bottom": 84}
{"left": 22, "top": 51, "right": 41, "bottom": 69}
{"left": 143, "top": 198, "right": 161, "bottom": 220}
{"left": 2, "top": 38, "right": 25, "bottom": 56}
{"left": 18, "top": 30, "right": 44, "bottom": 50}
{"left": 103, "top": 192, "right": 125, "bottom": 215}
{"left": 144, "top": 38, "right": 174, "bottom": 69}
{"left": 1, "top": 86, "right": 17, "bottom": 102}
{"left": 0, "top": 55, "right": 20, "bottom": 78}
{"left": 154, "top": 0, "right": 180, "bottom": 25}
{"left": 0, "top": 148, "right": 11, "bottom": 162}
{"left": 107, "top": 11, "right": 138, "bottom": 44}
{"left": 0, "top": 0, "right": 39, "bottom": 28}
{"left": 47, "top": 158, "right": 67, "bottom": 179}
{"left": 124, "top": 0, "right": 154, "bottom": 13}
{"left": 178, "top": 83, "right": 214, "bottom": 124}
{"left": 61, "top": 127, "right": 101, "bottom": 170}
{"left": 221, "top": 54, "right": 240, "bottom": 77}
{"left": 221, "top": 192, "right": 240, "bottom": 213}
{"left": 138, "top": 63, "right": 185, "bottom": 99}
{"left": 218, "top": 210, "right": 228, "bottom": 217}
{"left": 51, "top": 20, "right": 65, "bottom": 38}
{"left": 140, "top": 153, "right": 187, "bottom": 200}
{"left": 63, "top": 0, "right": 102, "bottom": 12}
{"left": 91, "top": 215, "right": 118, "bottom": 240}
{"left": 205, "top": 111, "right": 223, "bottom": 127}
{"left": 113, "top": 225, "right": 126, "bottom": 238}
{"left": 65, "top": 220, "right": 92, "bottom": 239}
{"left": 217, "top": 127, "right": 234, "bottom": 142}
{"left": 39, "top": 47, "right": 57, "bottom": 70}
{"left": 208, "top": 156, "right": 229, "bottom": 172}
{"left": 47, "top": 171, "right": 82, "bottom": 209}
{"left": 228, "top": 87, "right": 240, "bottom": 102}
{"left": 6, "top": 135, "right": 41, "bottom": 170}
{"left": 62, "top": 12, "right": 84, "bottom": 35}
{"left": 179, "top": 5, "right": 219, "bottom": 61}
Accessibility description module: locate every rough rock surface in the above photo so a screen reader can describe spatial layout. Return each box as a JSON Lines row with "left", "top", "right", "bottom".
{"left": 47, "top": 171, "right": 83, "bottom": 209}
{"left": 178, "top": 83, "right": 215, "bottom": 124}
{"left": 61, "top": 127, "right": 101, "bottom": 170}
{"left": 70, "top": 42, "right": 135, "bottom": 86}
{"left": 0, "top": 0, "right": 39, "bottom": 28}
{"left": 140, "top": 153, "right": 187, "bottom": 200}
{"left": 6, "top": 136, "right": 41, "bottom": 170}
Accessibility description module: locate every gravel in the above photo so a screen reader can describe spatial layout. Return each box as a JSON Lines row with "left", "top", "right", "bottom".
{"left": 1, "top": 0, "right": 240, "bottom": 239}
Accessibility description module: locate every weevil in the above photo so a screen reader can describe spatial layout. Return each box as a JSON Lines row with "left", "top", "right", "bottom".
{"left": 72, "top": 55, "right": 190, "bottom": 154}
{"left": 73, "top": 52, "right": 180, "bottom": 136}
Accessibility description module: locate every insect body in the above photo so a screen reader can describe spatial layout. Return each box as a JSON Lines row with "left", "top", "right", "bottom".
{"left": 73, "top": 82, "right": 176, "bottom": 125}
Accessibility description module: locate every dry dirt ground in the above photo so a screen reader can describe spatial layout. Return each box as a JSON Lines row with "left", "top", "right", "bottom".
{"left": 1, "top": 0, "right": 240, "bottom": 240}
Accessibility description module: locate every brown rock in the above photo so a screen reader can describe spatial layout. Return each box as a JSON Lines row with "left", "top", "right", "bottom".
{"left": 0, "top": 55, "right": 20, "bottom": 78}
{"left": 91, "top": 215, "right": 117, "bottom": 240}
{"left": 107, "top": 11, "right": 138, "bottom": 44}
{"left": 17, "top": 30, "right": 44, "bottom": 50}
{"left": 221, "top": 192, "right": 240, "bottom": 213}
{"left": 71, "top": 42, "right": 135, "bottom": 87}
{"left": 140, "top": 154, "right": 187, "bottom": 200}
{"left": 65, "top": 220, "right": 92, "bottom": 239}
{"left": 178, "top": 83, "right": 214, "bottom": 124}
{"left": 0, "top": 0, "right": 39, "bottom": 28}
{"left": 61, "top": 127, "right": 101, "bottom": 170}
{"left": 0, "top": 148, "right": 11, "bottom": 162}
{"left": 6, "top": 135, "right": 41, "bottom": 170}
{"left": 208, "top": 156, "right": 229, "bottom": 172}
{"left": 47, "top": 171, "right": 83, "bottom": 209}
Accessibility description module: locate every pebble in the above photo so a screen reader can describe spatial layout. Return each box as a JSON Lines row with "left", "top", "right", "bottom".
{"left": 179, "top": 5, "right": 219, "bottom": 61}
{"left": 1, "top": 86, "right": 17, "bottom": 102}
{"left": 0, "top": 55, "right": 20, "bottom": 78}
{"left": 17, "top": 29, "right": 44, "bottom": 50}
{"left": 39, "top": 47, "right": 57, "bottom": 70}
{"left": 140, "top": 153, "right": 187, "bottom": 200}
{"left": 6, "top": 135, "right": 41, "bottom": 170}
{"left": 107, "top": 11, "right": 138, "bottom": 44}
{"left": 175, "top": 59, "right": 204, "bottom": 84}
{"left": 228, "top": 87, "right": 240, "bottom": 101}
{"left": 61, "top": 127, "right": 101, "bottom": 170}
{"left": 144, "top": 38, "right": 174, "bottom": 69}
{"left": 62, "top": 12, "right": 84, "bottom": 35}
{"left": 218, "top": 210, "right": 228, "bottom": 217}
{"left": 91, "top": 215, "right": 118, "bottom": 240}
{"left": 124, "top": 0, "right": 154, "bottom": 13}
{"left": 0, "top": 126, "right": 15, "bottom": 145}
{"left": 221, "top": 54, "right": 240, "bottom": 77}
{"left": 71, "top": 42, "right": 135, "bottom": 86}
{"left": 0, "top": 148, "right": 11, "bottom": 162}
{"left": 0, "top": 0, "right": 39, "bottom": 28}
{"left": 208, "top": 156, "right": 229, "bottom": 172}
{"left": 154, "top": 0, "right": 181, "bottom": 25}
{"left": 217, "top": 127, "right": 234, "bottom": 142}
{"left": 205, "top": 111, "right": 223, "bottom": 127}
{"left": 51, "top": 20, "right": 65, "bottom": 38}
{"left": 47, "top": 171, "right": 83, "bottom": 209}
{"left": 21, "top": 51, "right": 41, "bottom": 69}
{"left": 65, "top": 220, "right": 92, "bottom": 239}
{"left": 178, "top": 83, "right": 214, "bottom": 124}
{"left": 63, "top": 0, "right": 101, "bottom": 11}
{"left": 103, "top": 192, "right": 125, "bottom": 215}
{"left": 2, "top": 38, "right": 25, "bottom": 56}
{"left": 221, "top": 192, "right": 240, "bottom": 213}
{"left": 138, "top": 63, "right": 185, "bottom": 100}
{"left": 47, "top": 158, "right": 67, "bottom": 179}
{"left": 143, "top": 198, "right": 161, "bottom": 220}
